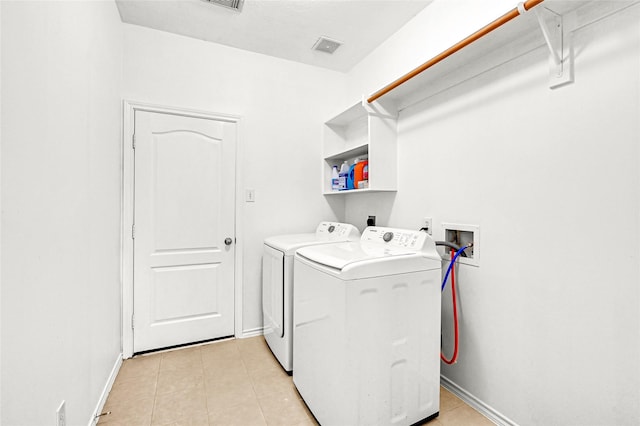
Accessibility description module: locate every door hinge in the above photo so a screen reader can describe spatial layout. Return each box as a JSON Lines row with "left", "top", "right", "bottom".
{"left": 132, "top": 224, "right": 135, "bottom": 239}
{"left": 132, "top": 134, "right": 136, "bottom": 149}
{"left": 131, "top": 314, "right": 135, "bottom": 330}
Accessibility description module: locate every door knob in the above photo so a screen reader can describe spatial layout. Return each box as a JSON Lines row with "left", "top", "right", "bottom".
{"left": 224, "top": 237, "right": 233, "bottom": 246}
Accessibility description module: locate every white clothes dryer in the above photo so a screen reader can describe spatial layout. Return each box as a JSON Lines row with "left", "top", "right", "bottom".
{"left": 262, "top": 222, "right": 360, "bottom": 373}
{"left": 293, "top": 227, "right": 442, "bottom": 426}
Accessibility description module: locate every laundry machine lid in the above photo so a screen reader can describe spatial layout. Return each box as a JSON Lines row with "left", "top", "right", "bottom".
{"left": 296, "top": 242, "right": 421, "bottom": 270}
{"left": 295, "top": 226, "right": 442, "bottom": 279}
{"left": 264, "top": 233, "right": 319, "bottom": 254}
{"left": 264, "top": 222, "right": 360, "bottom": 255}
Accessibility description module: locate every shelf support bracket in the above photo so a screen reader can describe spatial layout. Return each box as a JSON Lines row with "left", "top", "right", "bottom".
{"left": 361, "top": 96, "right": 398, "bottom": 119}
{"left": 534, "top": 6, "right": 574, "bottom": 88}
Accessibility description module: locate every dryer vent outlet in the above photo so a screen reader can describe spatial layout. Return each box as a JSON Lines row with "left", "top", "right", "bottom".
{"left": 442, "top": 223, "right": 479, "bottom": 267}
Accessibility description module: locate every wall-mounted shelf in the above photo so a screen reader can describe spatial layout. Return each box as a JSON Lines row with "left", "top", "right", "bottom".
{"left": 323, "top": 187, "right": 397, "bottom": 196}
{"left": 322, "top": 99, "right": 398, "bottom": 195}
{"left": 325, "top": 143, "right": 368, "bottom": 163}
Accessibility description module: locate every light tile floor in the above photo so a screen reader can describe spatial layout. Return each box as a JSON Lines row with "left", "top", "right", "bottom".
{"left": 98, "top": 336, "right": 493, "bottom": 426}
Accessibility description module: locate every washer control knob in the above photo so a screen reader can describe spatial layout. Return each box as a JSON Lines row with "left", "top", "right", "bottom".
{"left": 328, "top": 225, "right": 335, "bottom": 233}
{"left": 383, "top": 232, "right": 394, "bottom": 242}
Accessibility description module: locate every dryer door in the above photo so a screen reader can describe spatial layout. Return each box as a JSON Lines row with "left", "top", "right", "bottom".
{"left": 263, "top": 245, "right": 285, "bottom": 338}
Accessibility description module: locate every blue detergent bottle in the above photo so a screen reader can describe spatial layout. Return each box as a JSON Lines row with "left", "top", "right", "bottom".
{"left": 338, "top": 161, "right": 349, "bottom": 190}
{"left": 347, "top": 158, "right": 359, "bottom": 190}
{"left": 331, "top": 166, "right": 340, "bottom": 191}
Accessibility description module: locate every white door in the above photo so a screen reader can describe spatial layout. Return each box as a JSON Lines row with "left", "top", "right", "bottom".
{"left": 133, "top": 110, "right": 236, "bottom": 353}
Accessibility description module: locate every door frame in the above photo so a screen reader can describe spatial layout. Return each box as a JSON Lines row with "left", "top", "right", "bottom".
{"left": 121, "top": 100, "right": 243, "bottom": 359}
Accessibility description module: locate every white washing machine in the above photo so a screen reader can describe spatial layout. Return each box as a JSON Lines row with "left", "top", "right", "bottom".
{"left": 293, "top": 226, "right": 442, "bottom": 426}
{"left": 262, "top": 222, "right": 360, "bottom": 373}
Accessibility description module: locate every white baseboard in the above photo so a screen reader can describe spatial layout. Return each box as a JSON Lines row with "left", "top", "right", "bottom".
{"left": 440, "top": 375, "right": 518, "bottom": 426}
{"left": 240, "top": 326, "right": 264, "bottom": 338}
{"left": 88, "top": 353, "right": 123, "bottom": 426}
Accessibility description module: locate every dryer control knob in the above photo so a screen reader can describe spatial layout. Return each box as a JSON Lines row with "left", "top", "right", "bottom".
{"left": 383, "top": 232, "right": 394, "bottom": 242}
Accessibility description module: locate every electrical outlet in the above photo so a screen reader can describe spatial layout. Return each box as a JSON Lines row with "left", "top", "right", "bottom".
{"left": 245, "top": 188, "right": 255, "bottom": 203}
{"left": 56, "top": 401, "right": 66, "bottom": 426}
{"left": 423, "top": 217, "right": 433, "bottom": 235}
{"left": 367, "top": 216, "right": 376, "bottom": 226}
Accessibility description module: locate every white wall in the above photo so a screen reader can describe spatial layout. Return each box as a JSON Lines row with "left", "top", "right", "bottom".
{"left": 346, "top": 0, "right": 515, "bottom": 104}
{"left": 1, "top": 1, "right": 123, "bottom": 424}
{"left": 122, "top": 24, "right": 347, "bottom": 333}
{"left": 345, "top": 2, "right": 640, "bottom": 425}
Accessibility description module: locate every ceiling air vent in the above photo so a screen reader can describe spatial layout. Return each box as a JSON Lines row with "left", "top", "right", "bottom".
{"left": 201, "top": 0, "right": 243, "bottom": 12}
{"left": 312, "top": 36, "right": 343, "bottom": 54}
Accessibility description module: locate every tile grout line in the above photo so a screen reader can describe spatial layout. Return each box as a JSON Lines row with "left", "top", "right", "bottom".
{"left": 149, "top": 356, "right": 160, "bottom": 426}
{"left": 238, "top": 340, "right": 270, "bottom": 426}
{"left": 200, "top": 345, "right": 213, "bottom": 425}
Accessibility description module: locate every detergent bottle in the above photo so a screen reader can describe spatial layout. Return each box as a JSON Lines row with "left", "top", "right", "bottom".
{"left": 359, "top": 160, "right": 369, "bottom": 189}
{"left": 338, "top": 161, "right": 349, "bottom": 190}
{"left": 347, "top": 158, "right": 359, "bottom": 190}
{"left": 331, "top": 166, "right": 340, "bottom": 191}
{"left": 353, "top": 159, "right": 366, "bottom": 189}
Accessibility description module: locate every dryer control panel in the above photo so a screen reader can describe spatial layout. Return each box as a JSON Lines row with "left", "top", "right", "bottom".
{"left": 361, "top": 227, "right": 429, "bottom": 250}
{"left": 316, "top": 222, "right": 360, "bottom": 241}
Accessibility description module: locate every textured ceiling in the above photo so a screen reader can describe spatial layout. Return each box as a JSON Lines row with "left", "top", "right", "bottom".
{"left": 115, "top": 0, "right": 432, "bottom": 72}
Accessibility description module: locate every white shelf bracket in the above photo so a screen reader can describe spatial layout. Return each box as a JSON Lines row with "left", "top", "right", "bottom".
{"left": 361, "top": 95, "right": 398, "bottom": 118}
{"left": 534, "top": 6, "right": 574, "bottom": 89}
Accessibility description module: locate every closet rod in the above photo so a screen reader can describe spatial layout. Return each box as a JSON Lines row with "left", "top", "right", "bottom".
{"left": 366, "top": 0, "right": 544, "bottom": 103}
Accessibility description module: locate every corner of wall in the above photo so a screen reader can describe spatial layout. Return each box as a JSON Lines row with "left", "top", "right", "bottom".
{"left": 87, "top": 354, "right": 122, "bottom": 426}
